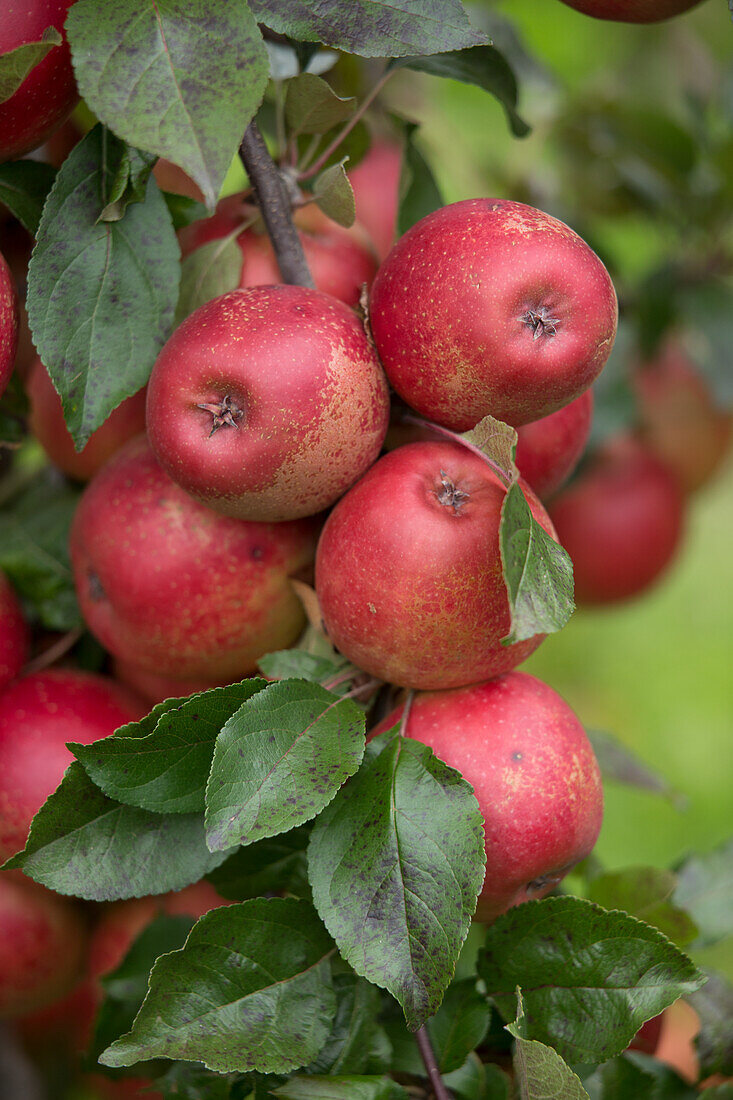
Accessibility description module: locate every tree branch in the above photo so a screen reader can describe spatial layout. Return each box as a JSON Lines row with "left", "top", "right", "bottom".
{"left": 415, "top": 1026, "right": 453, "bottom": 1100}
{"left": 239, "top": 120, "right": 314, "bottom": 288}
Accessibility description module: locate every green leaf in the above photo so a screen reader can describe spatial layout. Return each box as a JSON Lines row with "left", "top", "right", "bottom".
{"left": 100, "top": 898, "right": 336, "bottom": 1075}
{"left": 393, "top": 46, "right": 529, "bottom": 138}
{"left": 205, "top": 680, "right": 366, "bottom": 851}
{"left": 586, "top": 868, "right": 698, "bottom": 947}
{"left": 500, "top": 482, "right": 575, "bottom": 645}
{"left": 26, "top": 125, "right": 180, "bottom": 449}
{"left": 153, "top": 1062, "right": 237, "bottom": 1100}
{"left": 5, "top": 763, "right": 229, "bottom": 900}
{"left": 0, "top": 471, "right": 81, "bottom": 630}
{"left": 582, "top": 1051, "right": 700, "bottom": 1099}
{"left": 313, "top": 161, "right": 356, "bottom": 228}
{"left": 443, "top": 1054, "right": 510, "bottom": 1100}
{"left": 66, "top": 0, "right": 268, "bottom": 211}
{"left": 99, "top": 144, "right": 157, "bottom": 222}
{"left": 249, "top": 0, "right": 486, "bottom": 57}
{"left": 674, "top": 838, "right": 733, "bottom": 947}
{"left": 308, "top": 730, "right": 485, "bottom": 1031}
{"left": 427, "top": 979, "right": 491, "bottom": 1073}
{"left": 207, "top": 827, "right": 311, "bottom": 901}
{"left": 461, "top": 415, "right": 518, "bottom": 484}
{"left": 275, "top": 1077, "right": 406, "bottom": 1100}
{"left": 162, "top": 190, "right": 207, "bottom": 230}
{"left": 688, "top": 970, "right": 733, "bottom": 1079}
{"left": 285, "top": 74, "right": 355, "bottom": 135}
{"left": 257, "top": 649, "right": 349, "bottom": 686}
{"left": 396, "top": 122, "right": 443, "bottom": 236}
{"left": 586, "top": 729, "right": 686, "bottom": 809}
{"left": 72, "top": 681, "right": 267, "bottom": 814}
{"left": 0, "top": 27, "right": 63, "bottom": 103}
{"left": 306, "top": 973, "right": 389, "bottom": 1076}
{"left": 175, "top": 234, "right": 243, "bottom": 325}
{"left": 508, "top": 993, "right": 590, "bottom": 1100}
{"left": 681, "top": 281, "right": 733, "bottom": 406}
{"left": 0, "top": 370, "right": 29, "bottom": 447}
{"left": 478, "top": 897, "right": 706, "bottom": 1064}
{"left": 89, "top": 914, "right": 195, "bottom": 1068}
{"left": 0, "top": 160, "right": 57, "bottom": 235}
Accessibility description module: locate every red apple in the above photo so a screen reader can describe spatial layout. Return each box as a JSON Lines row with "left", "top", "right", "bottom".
{"left": 632, "top": 341, "right": 731, "bottom": 494}
{"left": 629, "top": 1013, "right": 664, "bottom": 1055}
{"left": 348, "top": 139, "right": 402, "bottom": 260}
{"left": 113, "top": 657, "right": 226, "bottom": 705}
{"left": 548, "top": 437, "right": 685, "bottom": 604}
{"left": 0, "top": 247, "right": 19, "bottom": 396}
{"left": 146, "top": 286, "right": 390, "bottom": 522}
{"left": 558, "top": 0, "right": 704, "bottom": 21}
{"left": 70, "top": 437, "right": 319, "bottom": 680}
{"left": 369, "top": 198, "right": 617, "bottom": 430}
{"left": 0, "top": 1, "right": 79, "bottom": 162}
{"left": 13, "top": 976, "right": 97, "bottom": 1056}
{"left": 0, "top": 570, "right": 29, "bottom": 692}
{"left": 0, "top": 871, "right": 87, "bottom": 1017}
{"left": 179, "top": 196, "right": 378, "bottom": 307}
{"left": 315, "top": 441, "right": 557, "bottom": 690}
{"left": 371, "top": 671, "right": 603, "bottom": 922}
{"left": 515, "top": 390, "right": 594, "bottom": 499}
{"left": 27, "top": 358, "right": 147, "bottom": 481}
{"left": 0, "top": 669, "right": 146, "bottom": 861}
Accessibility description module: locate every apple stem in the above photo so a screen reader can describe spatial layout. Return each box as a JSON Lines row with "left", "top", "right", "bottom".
{"left": 399, "top": 690, "right": 414, "bottom": 737}
{"left": 22, "top": 627, "right": 84, "bottom": 676}
{"left": 415, "top": 1025, "right": 454, "bottom": 1100}
{"left": 239, "top": 121, "right": 315, "bottom": 288}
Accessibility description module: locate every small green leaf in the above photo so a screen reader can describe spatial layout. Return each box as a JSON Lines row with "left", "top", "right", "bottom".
{"left": 175, "top": 234, "right": 243, "bottom": 325}
{"left": 688, "top": 970, "right": 733, "bottom": 1079}
{"left": 478, "top": 897, "right": 706, "bottom": 1064}
{"left": 257, "top": 649, "right": 349, "bottom": 686}
{"left": 275, "top": 1077, "right": 406, "bottom": 1100}
{"left": 249, "top": 0, "right": 486, "bottom": 58}
{"left": 207, "top": 827, "right": 311, "bottom": 901}
{"left": 0, "top": 372, "right": 29, "bottom": 447}
{"left": 205, "top": 680, "right": 366, "bottom": 851}
{"left": 153, "top": 1062, "right": 237, "bottom": 1100}
{"left": 508, "top": 991, "right": 590, "bottom": 1100}
{"left": 308, "top": 730, "right": 486, "bottom": 1031}
{"left": 396, "top": 122, "right": 443, "bottom": 237}
{"left": 0, "top": 160, "right": 57, "bottom": 235}
{"left": 427, "top": 979, "right": 491, "bottom": 1074}
{"left": 586, "top": 867, "right": 698, "bottom": 946}
{"left": 500, "top": 482, "right": 575, "bottom": 645}
{"left": 100, "top": 898, "right": 336, "bottom": 1075}
{"left": 162, "top": 191, "right": 208, "bottom": 230}
{"left": 586, "top": 729, "right": 687, "bottom": 809}
{"left": 72, "top": 681, "right": 267, "bottom": 814}
{"left": 306, "top": 973, "right": 390, "bottom": 1076}
{"left": 26, "top": 125, "right": 180, "bottom": 449}
{"left": 5, "top": 763, "right": 229, "bottom": 900}
{"left": 99, "top": 144, "right": 157, "bottom": 222}
{"left": 443, "top": 1054, "right": 510, "bottom": 1100}
{"left": 674, "top": 838, "right": 733, "bottom": 947}
{"left": 285, "top": 74, "right": 355, "bottom": 136}
{"left": 66, "top": 0, "right": 269, "bottom": 210}
{"left": 313, "top": 161, "right": 356, "bottom": 228}
{"left": 392, "top": 46, "right": 529, "bottom": 138}
{"left": 0, "top": 27, "right": 63, "bottom": 103}
{"left": 461, "top": 415, "right": 518, "bottom": 484}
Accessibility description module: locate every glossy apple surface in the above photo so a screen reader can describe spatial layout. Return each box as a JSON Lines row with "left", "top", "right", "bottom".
{"left": 348, "top": 139, "right": 402, "bottom": 259}
{"left": 0, "top": 248, "right": 19, "bottom": 396}
{"left": 515, "top": 390, "right": 594, "bottom": 499}
{"left": 558, "top": 0, "right": 704, "bottom": 21}
{"left": 113, "top": 657, "right": 228, "bottom": 705}
{"left": 0, "top": 571, "right": 29, "bottom": 692}
{"left": 0, "top": 670, "right": 146, "bottom": 860}
{"left": 316, "top": 441, "right": 556, "bottom": 689}
{"left": 549, "top": 437, "right": 685, "bottom": 604}
{"left": 0, "top": 1, "right": 79, "bottom": 161}
{"left": 179, "top": 197, "right": 377, "bottom": 307}
{"left": 371, "top": 672, "right": 603, "bottom": 922}
{"left": 370, "top": 198, "right": 617, "bottom": 430}
{"left": 71, "top": 437, "right": 319, "bottom": 680}
{"left": 147, "top": 286, "right": 390, "bottom": 522}
{"left": 27, "top": 358, "right": 147, "bottom": 481}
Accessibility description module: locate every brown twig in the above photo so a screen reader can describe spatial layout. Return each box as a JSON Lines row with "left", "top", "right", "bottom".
{"left": 23, "top": 627, "right": 84, "bottom": 675}
{"left": 415, "top": 1026, "right": 453, "bottom": 1100}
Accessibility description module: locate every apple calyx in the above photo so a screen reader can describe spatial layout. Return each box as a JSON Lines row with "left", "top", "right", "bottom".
{"left": 522, "top": 307, "right": 561, "bottom": 341}
{"left": 435, "top": 469, "right": 470, "bottom": 515}
{"left": 196, "top": 394, "right": 245, "bottom": 437}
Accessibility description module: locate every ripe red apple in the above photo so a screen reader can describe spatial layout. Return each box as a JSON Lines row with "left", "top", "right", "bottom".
{"left": 515, "top": 390, "right": 594, "bottom": 499}
{"left": 315, "top": 441, "right": 557, "bottom": 690}
{"left": 369, "top": 198, "right": 617, "bottom": 430}
{"left": 179, "top": 196, "right": 378, "bottom": 307}
{"left": 0, "top": 571, "right": 29, "bottom": 692}
{"left": 548, "top": 437, "right": 685, "bottom": 604}
{"left": 632, "top": 341, "right": 731, "bottom": 494}
{"left": 558, "top": 0, "right": 704, "bottom": 21}
{"left": 348, "top": 139, "right": 402, "bottom": 260}
{"left": 0, "top": 670, "right": 146, "bottom": 861}
{"left": 113, "top": 658, "right": 226, "bottom": 705}
{"left": 0, "top": 871, "right": 87, "bottom": 1017}
{"left": 70, "top": 437, "right": 319, "bottom": 680}
{"left": 27, "top": 357, "right": 147, "bottom": 481}
{"left": 147, "top": 286, "right": 390, "bottom": 522}
{"left": 0, "top": 1, "right": 79, "bottom": 162}
{"left": 0, "top": 248, "right": 19, "bottom": 396}
{"left": 371, "top": 671, "right": 603, "bottom": 922}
